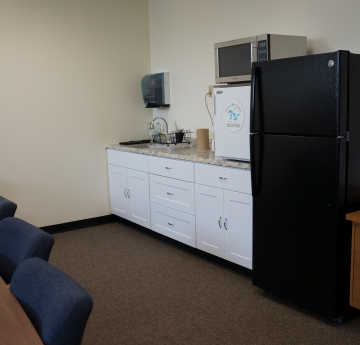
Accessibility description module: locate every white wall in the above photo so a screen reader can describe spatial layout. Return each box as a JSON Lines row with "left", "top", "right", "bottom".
{"left": 149, "top": 0, "right": 360, "bottom": 137}
{"left": 0, "top": 0, "right": 151, "bottom": 227}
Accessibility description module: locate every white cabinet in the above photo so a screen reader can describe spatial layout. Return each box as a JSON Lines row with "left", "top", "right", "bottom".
{"left": 149, "top": 174, "right": 195, "bottom": 215}
{"left": 195, "top": 163, "right": 252, "bottom": 269}
{"left": 107, "top": 150, "right": 150, "bottom": 229}
{"left": 127, "top": 169, "right": 151, "bottom": 228}
{"left": 195, "top": 184, "right": 225, "bottom": 257}
{"left": 150, "top": 203, "right": 196, "bottom": 247}
{"left": 108, "top": 165, "right": 130, "bottom": 219}
{"left": 107, "top": 149, "right": 252, "bottom": 269}
{"left": 223, "top": 190, "right": 252, "bottom": 268}
{"left": 195, "top": 162, "right": 251, "bottom": 194}
{"left": 149, "top": 156, "right": 196, "bottom": 247}
{"left": 148, "top": 156, "right": 194, "bottom": 182}
{"left": 108, "top": 149, "right": 148, "bottom": 172}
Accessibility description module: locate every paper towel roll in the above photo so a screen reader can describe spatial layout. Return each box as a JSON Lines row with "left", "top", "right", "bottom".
{"left": 197, "top": 128, "right": 209, "bottom": 150}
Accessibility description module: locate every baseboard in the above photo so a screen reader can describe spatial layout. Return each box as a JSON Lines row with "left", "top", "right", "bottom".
{"left": 40, "top": 214, "right": 118, "bottom": 234}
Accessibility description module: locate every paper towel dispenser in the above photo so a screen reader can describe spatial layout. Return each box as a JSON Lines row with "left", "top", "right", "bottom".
{"left": 141, "top": 72, "right": 170, "bottom": 108}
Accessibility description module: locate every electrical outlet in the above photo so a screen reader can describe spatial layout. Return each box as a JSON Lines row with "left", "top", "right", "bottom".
{"left": 208, "top": 85, "right": 214, "bottom": 96}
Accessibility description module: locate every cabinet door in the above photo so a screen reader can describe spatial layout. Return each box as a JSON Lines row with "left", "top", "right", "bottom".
{"left": 108, "top": 165, "right": 130, "bottom": 220}
{"left": 127, "top": 168, "right": 150, "bottom": 229}
{"left": 195, "top": 184, "right": 224, "bottom": 258}
{"left": 224, "top": 190, "right": 252, "bottom": 269}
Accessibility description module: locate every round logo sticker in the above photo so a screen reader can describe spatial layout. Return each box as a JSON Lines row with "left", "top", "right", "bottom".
{"left": 223, "top": 99, "right": 245, "bottom": 133}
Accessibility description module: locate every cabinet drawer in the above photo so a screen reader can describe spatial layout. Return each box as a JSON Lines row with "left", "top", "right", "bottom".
{"left": 149, "top": 156, "right": 194, "bottom": 182}
{"left": 195, "top": 163, "right": 251, "bottom": 194}
{"left": 150, "top": 175, "right": 195, "bottom": 215}
{"left": 150, "top": 203, "right": 196, "bottom": 247}
{"left": 107, "top": 149, "right": 148, "bottom": 172}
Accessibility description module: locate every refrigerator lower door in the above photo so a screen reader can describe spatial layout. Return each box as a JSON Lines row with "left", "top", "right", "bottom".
{"left": 214, "top": 85, "right": 250, "bottom": 161}
{"left": 251, "top": 133, "right": 349, "bottom": 319}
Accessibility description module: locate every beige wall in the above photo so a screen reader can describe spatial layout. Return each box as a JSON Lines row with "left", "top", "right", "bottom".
{"left": 0, "top": 0, "right": 151, "bottom": 226}
{"left": 3, "top": 0, "right": 359, "bottom": 227}
{"left": 148, "top": 0, "right": 360, "bottom": 138}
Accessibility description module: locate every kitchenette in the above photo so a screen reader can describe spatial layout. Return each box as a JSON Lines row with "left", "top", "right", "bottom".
{"left": 106, "top": 32, "right": 360, "bottom": 322}
{"left": 106, "top": 34, "right": 307, "bottom": 274}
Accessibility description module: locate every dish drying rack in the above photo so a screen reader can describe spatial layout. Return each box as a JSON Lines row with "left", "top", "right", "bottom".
{"left": 153, "top": 130, "right": 193, "bottom": 146}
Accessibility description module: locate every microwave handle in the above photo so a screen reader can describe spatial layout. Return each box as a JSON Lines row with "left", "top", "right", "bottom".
{"left": 251, "top": 42, "right": 257, "bottom": 63}
{"left": 251, "top": 42, "right": 253, "bottom": 63}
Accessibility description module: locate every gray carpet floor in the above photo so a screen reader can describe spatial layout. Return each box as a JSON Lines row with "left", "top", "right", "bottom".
{"left": 49, "top": 221, "right": 360, "bottom": 345}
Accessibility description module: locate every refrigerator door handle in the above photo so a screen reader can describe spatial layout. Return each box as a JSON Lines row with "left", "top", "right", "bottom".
{"left": 250, "top": 66, "right": 262, "bottom": 133}
{"left": 250, "top": 133, "right": 263, "bottom": 197}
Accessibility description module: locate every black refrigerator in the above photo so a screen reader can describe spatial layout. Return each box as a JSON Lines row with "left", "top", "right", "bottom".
{"left": 250, "top": 50, "right": 360, "bottom": 321}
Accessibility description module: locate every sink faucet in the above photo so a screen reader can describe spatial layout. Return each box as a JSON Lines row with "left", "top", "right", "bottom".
{"left": 153, "top": 117, "right": 168, "bottom": 133}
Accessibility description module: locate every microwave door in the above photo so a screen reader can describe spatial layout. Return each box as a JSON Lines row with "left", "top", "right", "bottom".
{"left": 215, "top": 36, "right": 256, "bottom": 84}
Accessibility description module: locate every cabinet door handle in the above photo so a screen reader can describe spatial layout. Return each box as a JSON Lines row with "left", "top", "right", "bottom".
{"left": 124, "top": 189, "right": 127, "bottom": 198}
{"left": 219, "top": 177, "right": 227, "bottom": 180}
{"left": 168, "top": 222, "right": 174, "bottom": 226}
{"left": 167, "top": 192, "right": 173, "bottom": 195}
{"left": 165, "top": 167, "right": 172, "bottom": 170}
{"left": 218, "top": 216, "right": 222, "bottom": 228}
{"left": 127, "top": 189, "right": 130, "bottom": 198}
{"left": 224, "top": 218, "right": 228, "bottom": 230}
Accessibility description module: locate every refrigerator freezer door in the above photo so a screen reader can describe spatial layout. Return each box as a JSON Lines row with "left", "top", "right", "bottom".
{"left": 214, "top": 85, "right": 251, "bottom": 161}
{"left": 251, "top": 133, "right": 348, "bottom": 319}
{"left": 251, "top": 51, "right": 348, "bottom": 137}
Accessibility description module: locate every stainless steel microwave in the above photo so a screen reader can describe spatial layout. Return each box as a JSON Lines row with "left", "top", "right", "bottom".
{"left": 214, "top": 34, "right": 307, "bottom": 84}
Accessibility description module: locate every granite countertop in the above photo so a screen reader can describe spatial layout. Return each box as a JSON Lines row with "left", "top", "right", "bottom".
{"left": 106, "top": 142, "right": 251, "bottom": 170}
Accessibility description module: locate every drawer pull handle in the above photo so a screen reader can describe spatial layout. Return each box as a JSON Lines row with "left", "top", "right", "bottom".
{"left": 165, "top": 167, "right": 172, "bottom": 170}
{"left": 219, "top": 177, "right": 227, "bottom": 180}
{"left": 224, "top": 218, "right": 228, "bottom": 230}
{"left": 218, "top": 216, "right": 222, "bottom": 228}
{"left": 167, "top": 192, "right": 173, "bottom": 195}
{"left": 168, "top": 222, "right": 174, "bottom": 226}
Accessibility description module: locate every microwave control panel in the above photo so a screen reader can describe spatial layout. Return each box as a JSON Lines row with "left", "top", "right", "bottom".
{"left": 257, "top": 40, "right": 268, "bottom": 61}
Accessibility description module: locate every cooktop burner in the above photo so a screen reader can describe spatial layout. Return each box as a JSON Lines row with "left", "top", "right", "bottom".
{"left": 119, "top": 139, "right": 150, "bottom": 145}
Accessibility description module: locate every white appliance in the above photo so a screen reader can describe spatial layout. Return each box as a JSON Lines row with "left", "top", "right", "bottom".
{"left": 213, "top": 84, "right": 251, "bottom": 161}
